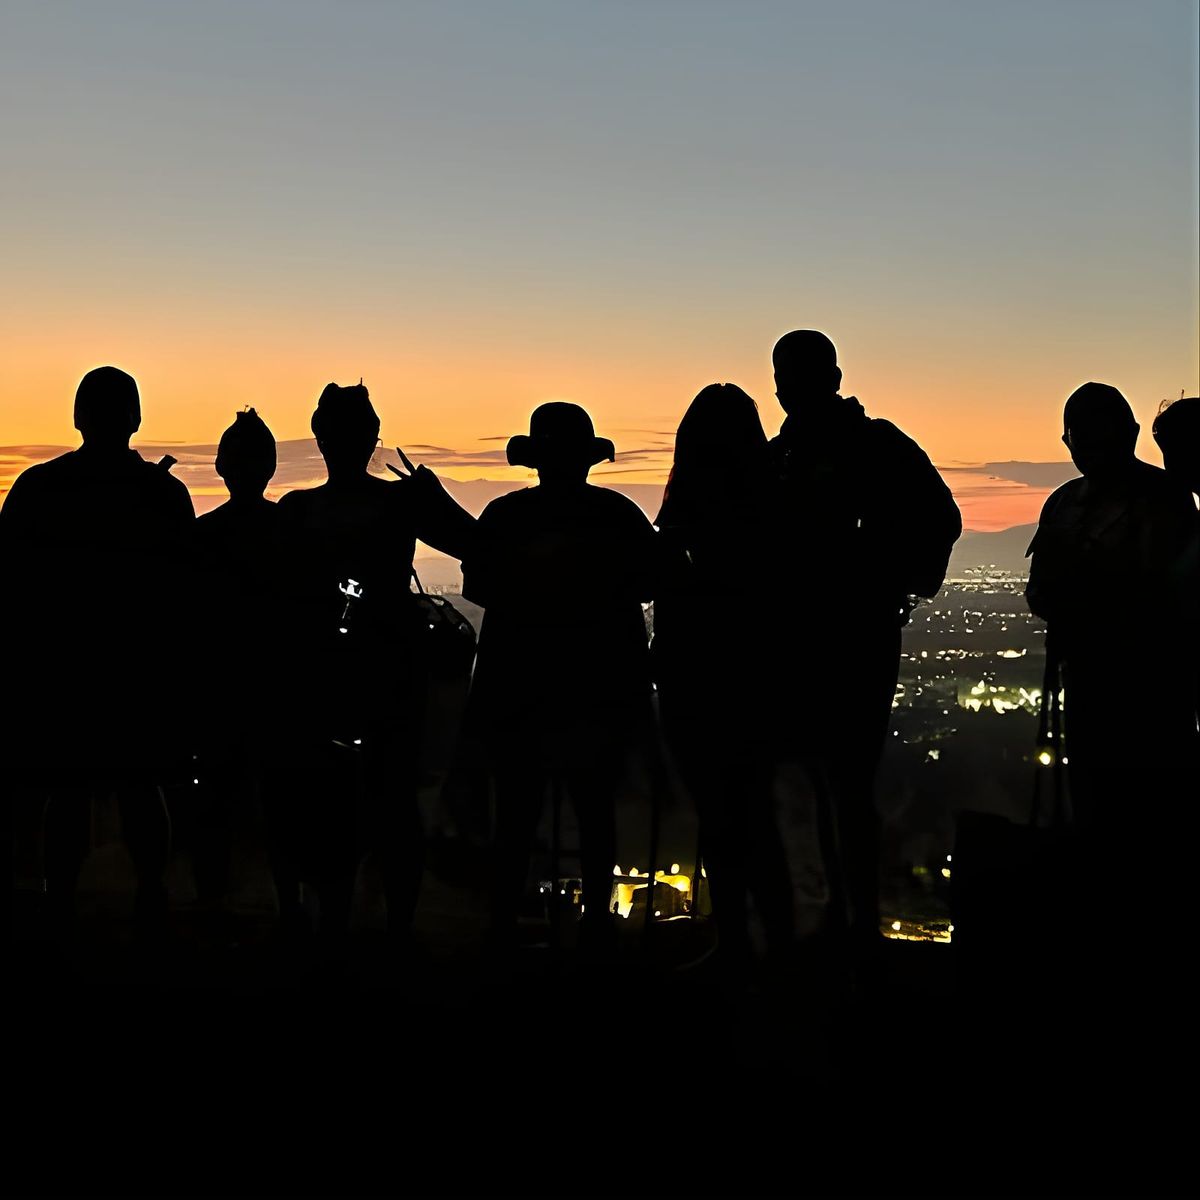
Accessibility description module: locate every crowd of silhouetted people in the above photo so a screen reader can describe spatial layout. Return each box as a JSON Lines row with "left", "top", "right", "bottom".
{"left": 2, "top": 331, "right": 1197, "bottom": 995}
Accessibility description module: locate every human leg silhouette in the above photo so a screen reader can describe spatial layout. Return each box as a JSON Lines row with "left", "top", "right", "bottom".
{"left": 679, "top": 756, "right": 753, "bottom": 961}
{"left": 42, "top": 788, "right": 92, "bottom": 936}
{"left": 364, "top": 732, "right": 424, "bottom": 942}
{"left": 566, "top": 765, "right": 619, "bottom": 954}
{"left": 192, "top": 764, "right": 236, "bottom": 912}
{"left": 489, "top": 770, "right": 545, "bottom": 946}
{"left": 118, "top": 784, "right": 171, "bottom": 940}
{"left": 744, "top": 763, "right": 795, "bottom": 961}
{"left": 262, "top": 767, "right": 307, "bottom": 937}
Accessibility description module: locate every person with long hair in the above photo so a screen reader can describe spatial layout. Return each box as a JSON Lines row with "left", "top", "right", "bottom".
{"left": 653, "top": 383, "right": 795, "bottom": 969}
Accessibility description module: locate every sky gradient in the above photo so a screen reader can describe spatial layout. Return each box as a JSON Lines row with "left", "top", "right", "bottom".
{"left": 2, "top": 1, "right": 1197, "bottom": 529}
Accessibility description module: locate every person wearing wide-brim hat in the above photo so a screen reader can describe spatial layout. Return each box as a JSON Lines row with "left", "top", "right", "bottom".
{"left": 462, "top": 401, "right": 657, "bottom": 952}
{"left": 503, "top": 401, "right": 616, "bottom": 472}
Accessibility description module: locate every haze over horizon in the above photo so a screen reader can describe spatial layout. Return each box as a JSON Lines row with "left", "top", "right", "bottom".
{"left": 0, "top": 434, "right": 1083, "bottom": 532}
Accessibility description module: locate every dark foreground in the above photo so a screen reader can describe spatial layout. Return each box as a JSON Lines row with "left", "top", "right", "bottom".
{"left": 5, "top": 786, "right": 1194, "bottom": 1200}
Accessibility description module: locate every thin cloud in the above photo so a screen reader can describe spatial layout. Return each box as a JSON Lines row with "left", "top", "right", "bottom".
{"left": 1, "top": 442, "right": 1059, "bottom": 533}
{"left": 939, "top": 461, "right": 1077, "bottom": 488}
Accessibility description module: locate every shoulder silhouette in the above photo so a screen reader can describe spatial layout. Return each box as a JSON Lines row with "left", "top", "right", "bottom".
{"left": 1027, "top": 382, "right": 1196, "bottom": 632}
{"left": 0, "top": 365, "right": 194, "bottom": 943}
{"left": 769, "top": 330, "right": 961, "bottom": 613}
{"left": 1024, "top": 380, "right": 1199, "bottom": 1004}
{"left": 464, "top": 401, "right": 655, "bottom": 954}
{"left": 765, "top": 330, "right": 961, "bottom": 968}
{"left": 1153, "top": 394, "right": 1200, "bottom": 501}
{"left": 265, "top": 380, "right": 477, "bottom": 946}
{"left": 653, "top": 382, "right": 794, "bottom": 963}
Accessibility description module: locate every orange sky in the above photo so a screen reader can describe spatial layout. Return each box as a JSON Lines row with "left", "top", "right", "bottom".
{"left": 2, "top": 4, "right": 1196, "bottom": 530}
{"left": 0, "top": 317, "right": 1189, "bottom": 531}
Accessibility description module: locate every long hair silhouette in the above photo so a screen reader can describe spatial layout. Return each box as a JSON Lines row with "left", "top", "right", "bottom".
{"left": 658, "top": 383, "right": 770, "bottom": 527}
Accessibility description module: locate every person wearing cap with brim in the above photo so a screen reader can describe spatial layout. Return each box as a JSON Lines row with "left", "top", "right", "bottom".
{"left": 462, "top": 401, "right": 657, "bottom": 955}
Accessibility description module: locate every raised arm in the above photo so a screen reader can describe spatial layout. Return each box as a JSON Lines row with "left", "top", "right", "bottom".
{"left": 388, "top": 449, "right": 477, "bottom": 562}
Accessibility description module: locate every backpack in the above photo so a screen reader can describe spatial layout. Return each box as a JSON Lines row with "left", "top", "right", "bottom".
{"left": 411, "top": 567, "right": 477, "bottom": 683}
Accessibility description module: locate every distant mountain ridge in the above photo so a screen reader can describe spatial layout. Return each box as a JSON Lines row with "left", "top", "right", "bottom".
{"left": 418, "top": 517, "right": 1042, "bottom": 590}
{"left": 946, "top": 523, "right": 1037, "bottom": 578}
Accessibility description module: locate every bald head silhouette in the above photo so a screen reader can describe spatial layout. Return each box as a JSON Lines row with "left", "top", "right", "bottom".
{"left": 1062, "top": 382, "right": 1139, "bottom": 481}
{"left": 773, "top": 330, "right": 843, "bottom": 415}
{"left": 73, "top": 366, "right": 141, "bottom": 448}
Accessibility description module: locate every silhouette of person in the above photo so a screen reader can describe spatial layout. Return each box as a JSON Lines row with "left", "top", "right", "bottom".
{"left": 271, "top": 382, "right": 475, "bottom": 952}
{"left": 0, "top": 366, "right": 195, "bottom": 940}
{"left": 1027, "top": 383, "right": 1198, "bottom": 969}
{"left": 1153, "top": 396, "right": 1200, "bottom": 501}
{"left": 190, "top": 409, "right": 281, "bottom": 925}
{"left": 462, "top": 402, "right": 656, "bottom": 954}
{"left": 653, "top": 384, "right": 794, "bottom": 967}
{"left": 1152, "top": 395, "right": 1200, "bottom": 733}
{"left": 768, "top": 331, "right": 961, "bottom": 966}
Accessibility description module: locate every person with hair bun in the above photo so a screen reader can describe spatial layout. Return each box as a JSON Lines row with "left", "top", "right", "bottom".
{"left": 1153, "top": 395, "right": 1200, "bottom": 502}
{"left": 271, "top": 381, "right": 475, "bottom": 959}
{"left": 190, "top": 408, "right": 282, "bottom": 929}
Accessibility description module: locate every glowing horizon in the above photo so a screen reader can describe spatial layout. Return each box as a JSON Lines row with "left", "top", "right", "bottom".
{"left": 1, "top": 1, "right": 1196, "bottom": 531}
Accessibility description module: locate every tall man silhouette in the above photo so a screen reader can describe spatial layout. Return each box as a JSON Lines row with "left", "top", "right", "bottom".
{"left": 769, "top": 330, "right": 961, "bottom": 965}
{"left": 0, "top": 366, "right": 195, "bottom": 940}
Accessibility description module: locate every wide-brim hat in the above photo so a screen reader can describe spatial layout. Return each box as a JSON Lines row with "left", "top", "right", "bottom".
{"left": 507, "top": 401, "right": 615, "bottom": 469}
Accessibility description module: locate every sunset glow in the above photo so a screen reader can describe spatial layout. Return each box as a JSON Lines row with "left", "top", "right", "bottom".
{"left": 1, "top": 2, "right": 1196, "bottom": 529}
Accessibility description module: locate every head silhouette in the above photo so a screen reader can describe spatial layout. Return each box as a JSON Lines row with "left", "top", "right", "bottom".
{"left": 773, "top": 330, "right": 842, "bottom": 415}
{"left": 1152, "top": 396, "right": 1200, "bottom": 495}
{"left": 1062, "top": 383, "right": 1138, "bottom": 480}
{"left": 506, "top": 401, "right": 614, "bottom": 485}
{"left": 311, "top": 382, "right": 379, "bottom": 477}
{"left": 661, "top": 383, "right": 768, "bottom": 522}
{"left": 74, "top": 366, "right": 141, "bottom": 448}
{"left": 216, "top": 408, "right": 276, "bottom": 500}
